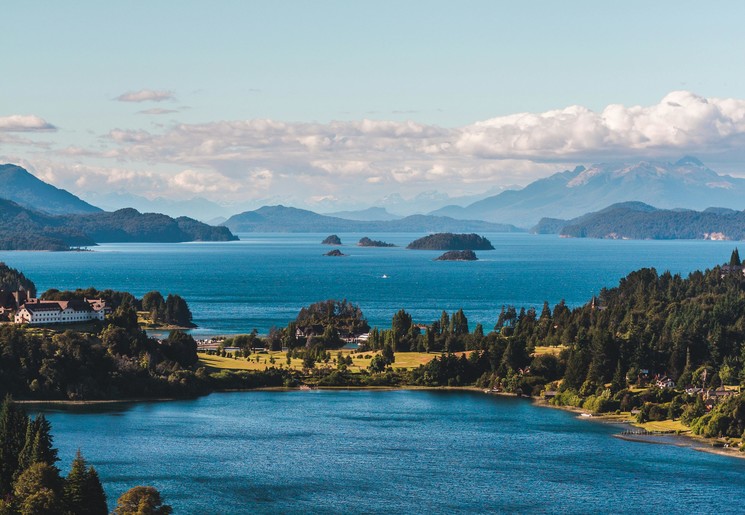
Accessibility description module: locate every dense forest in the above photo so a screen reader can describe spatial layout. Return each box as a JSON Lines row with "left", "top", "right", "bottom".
{"left": 0, "top": 200, "right": 237, "bottom": 251}
{"left": 406, "top": 233, "right": 495, "bottom": 250}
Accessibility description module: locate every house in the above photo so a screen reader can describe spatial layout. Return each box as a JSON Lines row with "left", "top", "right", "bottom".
{"left": 14, "top": 298, "right": 107, "bottom": 325}
{"left": 655, "top": 376, "right": 675, "bottom": 389}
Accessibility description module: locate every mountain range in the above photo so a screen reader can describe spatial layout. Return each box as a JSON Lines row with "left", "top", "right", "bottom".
{"left": 431, "top": 157, "right": 745, "bottom": 226}
{"left": 533, "top": 201, "right": 745, "bottom": 240}
{"left": 222, "top": 206, "right": 521, "bottom": 233}
{"left": 0, "top": 164, "right": 101, "bottom": 215}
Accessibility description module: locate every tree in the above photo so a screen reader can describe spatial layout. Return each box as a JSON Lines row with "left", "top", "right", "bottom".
{"left": 112, "top": 486, "right": 172, "bottom": 515}
{"left": 161, "top": 331, "right": 198, "bottom": 367}
{"left": 13, "top": 462, "right": 64, "bottom": 515}
{"left": 451, "top": 309, "right": 469, "bottom": 336}
{"left": 142, "top": 291, "right": 165, "bottom": 324}
{"left": 729, "top": 248, "right": 741, "bottom": 267}
{"left": 64, "top": 450, "right": 107, "bottom": 515}
{"left": 164, "top": 294, "right": 193, "bottom": 327}
{"left": 17, "top": 414, "right": 58, "bottom": 474}
{"left": 0, "top": 396, "right": 29, "bottom": 495}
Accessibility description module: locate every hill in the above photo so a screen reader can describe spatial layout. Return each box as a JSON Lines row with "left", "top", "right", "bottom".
{"left": 222, "top": 205, "right": 521, "bottom": 233}
{"left": 533, "top": 202, "right": 745, "bottom": 240}
{"left": 0, "top": 200, "right": 238, "bottom": 250}
{"left": 0, "top": 163, "right": 101, "bottom": 215}
{"left": 431, "top": 157, "right": 745, "bottom": 226}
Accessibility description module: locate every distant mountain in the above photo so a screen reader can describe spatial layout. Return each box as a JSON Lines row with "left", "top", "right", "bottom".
{"left": 222, "top": 205, "right": 522, "bottom": 233}
{"left": 0, "top": 164, "right": 101, "bottom": 215}
{"left": 532, "top": 201, "right": 745, "bottom": 240}
{"left": 376, "top": 187, "right": 513, "bottom": 216}
{"left": 323, "top": 207, "right": 402, "bottom": 221}
{"left": 82, "top": 191, "right": 233, "bottom": 222}
{"left": 0, "top": 200, "right": 237, "bottom": 251}
{"left": 431, "top": 157, "right": 745, "bottom": 227}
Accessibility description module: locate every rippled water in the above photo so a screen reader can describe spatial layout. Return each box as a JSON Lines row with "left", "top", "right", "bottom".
{"left": 34, "top": 390, "right": 745, "bottom": 514}
{"left": 0, "top": 233, "right": 735, "bottom": 335}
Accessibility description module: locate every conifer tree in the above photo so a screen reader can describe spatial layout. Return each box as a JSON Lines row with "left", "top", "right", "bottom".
{"left": 729, "top": 248, "right": 741, "bottom": 267}
{"left": 0, "top": 396, "right": 29, "bottom": 496}
{"left": 64, "top": 450, "right": 107, "bottom": 515}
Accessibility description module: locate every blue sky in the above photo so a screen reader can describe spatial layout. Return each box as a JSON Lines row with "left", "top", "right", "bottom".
{"left": 3, "top": 1, "right": 745, "bottom": 212}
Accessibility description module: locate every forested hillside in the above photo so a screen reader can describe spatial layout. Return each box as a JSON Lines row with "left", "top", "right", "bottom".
{"left": 0, "top": 200, "right": 237, "bottom": 250}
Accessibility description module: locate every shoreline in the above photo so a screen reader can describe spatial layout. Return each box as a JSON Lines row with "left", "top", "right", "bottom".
{"left": 531, "top": 397, "right": 745, "bottom": 460}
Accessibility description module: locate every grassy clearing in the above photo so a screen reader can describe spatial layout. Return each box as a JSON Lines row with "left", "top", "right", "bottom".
{"left": 532, "top": 346, "right": 566, "bottom": 356}
{"left": 198, "top": 349, "right": 441, "bottom": 372}
{"left": 635, "top": 419, "right": 689, "bottom": 432}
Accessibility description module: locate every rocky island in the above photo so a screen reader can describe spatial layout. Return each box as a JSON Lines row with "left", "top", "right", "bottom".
{"left": 406, "top": 233, "right": 494, "bottom": 250}
{"left": 322, "top": 234, "right": 342, "bottom": 245}
{"left": 358, "top": 237, "right": 395, "bottom": 247}
{"left": 324, "top": 249, "right": 346, "bottom": 256}
{"left": 435, "top": 250, "right": 478, "bottom": 261}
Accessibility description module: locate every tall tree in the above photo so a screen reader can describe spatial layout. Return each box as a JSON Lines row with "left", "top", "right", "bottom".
{"left": 17, "top": 414, "right": 58, "bottom": 474}
{"left": 0, "top": 396, "right": 29, "bottom": 496}
{"left": 64, "top": 450, "right": 107, "bottom": 515}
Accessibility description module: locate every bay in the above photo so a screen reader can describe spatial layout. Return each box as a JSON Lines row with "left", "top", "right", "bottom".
{"left": 0, "top": 233, "right": 736, "bottom": 335}
{"left": 34, "top": 390, "right": 745, "bottom": 514}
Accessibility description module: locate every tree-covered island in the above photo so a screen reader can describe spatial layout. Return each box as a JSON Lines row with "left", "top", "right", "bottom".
{"left": 406, "top": 233, "right": 494, "bottom": 250}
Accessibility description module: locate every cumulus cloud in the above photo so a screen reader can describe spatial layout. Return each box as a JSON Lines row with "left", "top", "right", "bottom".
{"left": 0, "top": 115, "right": 56, "bottom": 132}
{"left": 457, "top": 91, "right": 745, "bottom": 159}
{"left": 115, "top": 89, "right": 175, "bottom": 103}
{"left": 10, "top": 91, "right": 745, "bottom": 208}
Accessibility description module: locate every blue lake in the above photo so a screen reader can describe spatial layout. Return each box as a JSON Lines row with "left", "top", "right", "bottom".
{"left": 34, "top": 390, "right": 745, "bottom": 514}
{"left": 0, "top": 233, "right": 737, "bottom": 335}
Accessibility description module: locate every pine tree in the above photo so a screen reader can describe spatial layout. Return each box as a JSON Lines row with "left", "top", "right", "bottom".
{"left": 64, "top": 450, "right": 107, "bottom": 515}
{"left": 0, "top": 396, "right": 29, "bottom": 496}
{"left": 729, "top": 248, "right": 741, "bottom": 267}
{"left": 610, "top": 360, "right": 625, "bottom": 393}
{"left": 83, "top": 466, "right": 108, "bottom": 515}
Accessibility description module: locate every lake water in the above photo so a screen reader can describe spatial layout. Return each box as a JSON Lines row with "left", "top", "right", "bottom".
{"left": 0, "top": 233, "right": 737, "bottom": 335}
{"left": 34, "top": 390, "right": 745, "bottom": 514}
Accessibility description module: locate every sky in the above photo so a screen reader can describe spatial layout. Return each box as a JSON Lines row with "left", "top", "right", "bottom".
{"left": 3, "top": 0, "right": 745, "bottom": 214}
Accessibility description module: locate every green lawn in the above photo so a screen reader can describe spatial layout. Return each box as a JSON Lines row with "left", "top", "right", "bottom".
{"left": 198, "top": 349, "right": 442, "bottom": 372}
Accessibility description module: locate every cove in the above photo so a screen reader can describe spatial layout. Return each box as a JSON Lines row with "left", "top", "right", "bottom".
{"left": 34, "top": 390, "right": 745, "bottom": 514}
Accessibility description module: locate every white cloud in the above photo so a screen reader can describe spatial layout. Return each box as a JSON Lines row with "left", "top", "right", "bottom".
{"left": 457, "top": 91, "right": 745, "bottom": 159}
{"left": 0, "top": 115, "right": 56, "bottom": 132}
{"left": 138, "top": 108, "right": 179, "bottom": 115}
{"left": 115, "top": 89, "right": 175, "bottom": 103}
{"left": 10, "top": 91, "right": 745, "bottom": 209}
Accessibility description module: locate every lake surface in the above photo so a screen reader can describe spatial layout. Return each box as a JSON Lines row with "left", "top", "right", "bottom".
{"left": 0, "top": 233, "right": 737, "bottom": 335}
{"left": 34, "top": 390, "right": 745, "bottom": 514}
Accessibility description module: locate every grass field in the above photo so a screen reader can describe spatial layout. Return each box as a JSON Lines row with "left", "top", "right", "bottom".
{"left": 636, "top": 419, "right": 689, "bottom": 432}
{"left": 532, "top": 345, "right": 566, "bottom": 356}
{"left": 198, "top": 349, "right": 443, "bottom": 372}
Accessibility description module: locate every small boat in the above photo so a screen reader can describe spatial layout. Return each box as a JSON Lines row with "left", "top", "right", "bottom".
{"left": 382, "top": 274, "right": 389, "bottom": 279}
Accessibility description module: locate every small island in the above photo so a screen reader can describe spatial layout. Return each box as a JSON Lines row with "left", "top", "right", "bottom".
{"left": 324, "top": 249, "right": 346, "bottom": 256}
{"left": 406, "top": 233, "right": 494, "bottom": 250}
{"left": 322, "top": 234, "right": 342, "bottom": 245}
{"left": 435, "top": 250, "right": 478, "bottom": 261}
{"left": 358, "top": 237, "right": 395, "bottom": 247}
